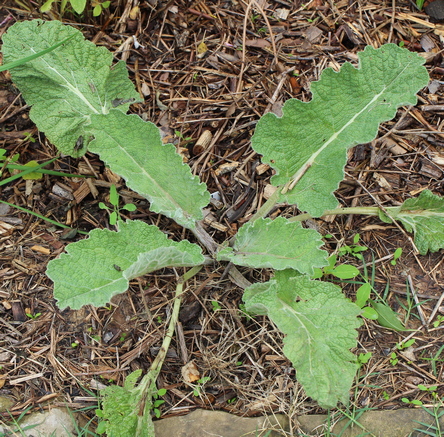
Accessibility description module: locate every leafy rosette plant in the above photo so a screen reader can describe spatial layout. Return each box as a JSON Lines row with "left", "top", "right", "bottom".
{"left": 3, "top": 19, "right": 443, "bottom": 436}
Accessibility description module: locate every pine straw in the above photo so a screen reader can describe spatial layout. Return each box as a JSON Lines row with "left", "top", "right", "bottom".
{"left": 1, "top": 0, "right": 444, "bottom": 434}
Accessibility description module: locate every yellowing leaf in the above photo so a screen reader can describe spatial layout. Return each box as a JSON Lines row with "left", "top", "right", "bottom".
{"left": 21, "top": 160, "right": 43, "bottom": 180}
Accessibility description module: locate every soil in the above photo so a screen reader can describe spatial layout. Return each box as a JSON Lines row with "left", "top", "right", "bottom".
{"left": 0, "top": 1, "right": 444, "bottom": 436}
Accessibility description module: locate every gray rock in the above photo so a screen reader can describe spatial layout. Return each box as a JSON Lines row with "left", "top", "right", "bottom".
{"left": 297, "top": 407, "right": 444, "bottom": 436}
{"left": 154, "top": 409, "right": 290, "bottom": 437}
{"left": 3, "top": 407, "right": 78, "bottom": 437}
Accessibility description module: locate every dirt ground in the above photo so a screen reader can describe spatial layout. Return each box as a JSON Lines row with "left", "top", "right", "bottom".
{"left": 1, "top": 0, "right": 444, "bottom": 435}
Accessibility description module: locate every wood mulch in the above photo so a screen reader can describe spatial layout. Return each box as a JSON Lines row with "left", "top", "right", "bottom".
{"left": 1, "top": 0, "right": 444, "bottom": 434}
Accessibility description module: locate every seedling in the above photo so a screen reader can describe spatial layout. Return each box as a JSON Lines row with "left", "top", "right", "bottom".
{"left": 3, "top": 20, "right": 443, "bottom": 436}
{"left": 402, "top": 397, "right": 423, "bottom": 406}
{"left": 338, "top": 234, "right": 368, "bottom": 261}
{"left": 357, "top": 352, "right": 372, "bottom": 368}
{"left": 211, "top": 300, "right": 221, "bottom": 311}
{"left": 25, "top": 312, "right": 42, "bottom": 319}
{"left": 433, "top": 315, "right": 444, "bottom": 328}
{"left": 391, "top": 247, "right": 402, "bottom": 265}
{"left": 192, "top": 376, "right": 211, "bottom": 397}
{"left": 99, "top": 184, "right": 137, "bottom": 226}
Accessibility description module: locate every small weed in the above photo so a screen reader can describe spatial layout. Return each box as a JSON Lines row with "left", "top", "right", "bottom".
{"left": 192, "top": 376, "right": 211, "bottom": 397}
{"left": 390, "top": 247, "right": 402, "bottom": 265}
{"left": 25, "top": 312, "right": 42, "bottom": 319}
{"left": 211, "top": 300, "right": 221, "bottom": 311}
{"left": 99, "top": 184, "right": 137, "bottom": 226}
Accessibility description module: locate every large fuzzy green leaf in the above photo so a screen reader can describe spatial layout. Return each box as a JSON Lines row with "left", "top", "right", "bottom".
{"left": 379, "top": 189, "right": 444, "bottom": 255}
{"left": 251, "top": 44, "right": 429, "bottom": 217}
{"left": 243, "top": 270, "right": 362, "bottom": 408}
{"left": 88, "top": 111, "right": 210, "bottom": 229}
{"left": 2, "top": 20, "right": 140, "bottom": 157}
{"left": 46, "top": 220, "right": 204, "bottom": 310}
{"left": 216, "top": 217, "right": 328, "bottom": 275}
{"left": 99, "top": 370, "right": 156, "bottom": 437}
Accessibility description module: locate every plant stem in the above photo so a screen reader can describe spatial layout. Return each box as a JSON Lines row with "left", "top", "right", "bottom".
{"left": 135, "top": 265, "right": 203, "bottom": 416}
{"left": 289, "top": 206, "right": 382, "bottom": 222}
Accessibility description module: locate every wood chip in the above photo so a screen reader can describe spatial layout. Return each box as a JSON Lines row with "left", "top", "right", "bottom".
{"left": 30, "top": 245, "right": 51, "bottom": 255}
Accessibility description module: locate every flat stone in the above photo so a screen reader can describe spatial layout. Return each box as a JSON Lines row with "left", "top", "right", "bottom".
{"left": 297, "top": 407, "right": 444, "bottom": 436}
{"left": 3, "top": 407, "right": 78, "bottom": 436}
{"left": 0, "top": 395, "right": 15, "bottom": 412}
{"left": 154, "top": 409, "right": 290, "bottom": 437}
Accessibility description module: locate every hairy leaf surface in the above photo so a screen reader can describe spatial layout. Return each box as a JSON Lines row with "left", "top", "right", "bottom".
{"left": 243, "top": 270, "right": 361, "bottom": 408}
{"left": 216, "top": 217, "right": 328, "bottom": 275}
{"left": 46, "top": 220, "right": 204, "bottom": 309}
{"left": 2, "top": 20, "right": 140, "bottom": 156}
{"left": 88, "top": 111, "right": 210, "bottom": 229}
{"left": 379, "top": 189, "right": 444, "bottom": 255}
{"left": 99, "top": 370, "right": 155, "bottom": 437}
{"left": 251, "top": 44, "right": 429, "bottom": 216}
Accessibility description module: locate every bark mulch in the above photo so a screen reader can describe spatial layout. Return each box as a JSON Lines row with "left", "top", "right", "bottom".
{"left": 1, "top": 0, "right": 444, "bottom": 435}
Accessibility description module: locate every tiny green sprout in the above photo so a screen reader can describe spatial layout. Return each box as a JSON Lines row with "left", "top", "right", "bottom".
{"left": 433, "top": 315, "right": 444, "bottom": 328}
{"left": 211, "top": 300, "right": 221, "bottom": 311}
{"left": 22, "top": 132, "right": 36, "bottom": 143}
{"left": 402, "top": 397, "right": 423, "bottom": 406}
{"left": 397, "top": 338, "right": 415, "bottom": 350}
{"left": 338, "top": 234, "right": 368, "bottom": 260}
{"left": 390, "top": 352, "right": 398, "bottom": 366}
{"left": 92, "top": 0, "right": 111, "bottom": 17}
{"left": 382, "top": 391, "right": 390, "bottom": 400}
{"left": 119, "top": 332, "right": 127, "bottom": 342}
{"left": 99, "top": 184, "right": 137, "bottom": 226}
{"left": 26, "top": 312, "right": 42, "bottom": 319}
{"left": 391, "top": 247, "right": 402, "bottom": 266}
{"left": 324, "top": 233, "right": 332, "bottom": 238}
{"left": 156, "top": 316, "right": 163, "bottom": 324}
{"left": 71, "top": 341, "right": 79, "bottom": 348}
{"left": 398, "top": 41, "right": 405, "bottom": 48}
{"left": 418, "top": 384, "right": 438, "bottom": 392}
{"left": 193, "top": 376, "right": 211, "bottom": 396}
{"left": 227, "top": 397, "right": 237, "bottom": 404}
{"left": 416, "top": 0, "right": 425, "bottom": 10}
{"left": 236, "top": 361, "right": 243, "bottom": 366}
{"left": 91, "top": 334, "right": 101, "bottom": 343}
{"left": 152, "top": 388, "right": 167, "bottom": 418}
{"left": 357, "top": 352, "right": 372, "bottom": 367}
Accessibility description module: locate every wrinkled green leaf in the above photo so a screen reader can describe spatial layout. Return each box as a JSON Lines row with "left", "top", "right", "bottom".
{"left": 88, "top": 111, "right": 210, "bottom": 230}
{"left": 251, "top": 44, "right": 429, "bottom": 217}
{"left": 46, "top": 220, "right": 204, "bottom": 309}
{"left": 100, "top": 370, "right": 156, "bottom": 437}
{"left": 2, "top": 20, "right": 140, "bottom": 157}
{"left": 243, "top": 270, "right": 361, "bottom": 408}
{"left": 379, "top": 190, "right": 444, "bottom": 255}
{"left": 216, "top": 217, "right": 328, "bottom": 275}
{"left": 369, "top": 299, "right": 406, "bottom": 331}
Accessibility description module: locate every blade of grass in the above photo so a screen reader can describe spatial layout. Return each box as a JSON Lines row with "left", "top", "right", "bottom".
{"left": 5, "top": 163, "right": 89, "bottom": 178}
{"left": 0, "top": 199, "right": 88, "bottom": 234}
{"left": 0, "top": 34, "right": 75, "bottom": 72}
{"left": 0, "top": 157, "right": 58, "bottom": 185}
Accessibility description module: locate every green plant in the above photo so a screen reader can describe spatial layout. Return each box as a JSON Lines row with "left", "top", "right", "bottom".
{"left": 25, "top": 312, "right": 42, "bottom": 319}
{"left": 391, "top": 247, "right": 402, "bottom": 265}
{"left": 99, "top": 184, "right": 137, "bottom": 225}
{"left": 192, "top": 376, "right": 211, "bottom": 397}
{"left": 416, "top": 0, "right": 426, "bottom": 10}
{"left": 337, "top": 233, "right": 368, "bottom": 260}
{"left": 211, "top": 300, "right": 221, "bottom": 311}
{"left": 412, "top": 385, "right": 444, "bottom": 436}
{"left": 3, "top": 19, "right": 444, "bottom": 435}
{"left": 40, "top": 0, "right": 111, "bottom": 16}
